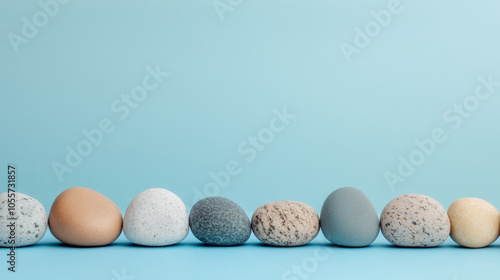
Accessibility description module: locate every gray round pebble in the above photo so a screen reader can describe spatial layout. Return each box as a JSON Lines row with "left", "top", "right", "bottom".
{"left": 189, "top": 197, "right": 251, "bottom": 246}
{"left": 380, "top": 194, "right": 450, "bottom": 247}
{"left": 0, "top": 192, "right": 48, "bottom": 247}
{"left": 320, "top": 187, "right": 379, "bottom": 247}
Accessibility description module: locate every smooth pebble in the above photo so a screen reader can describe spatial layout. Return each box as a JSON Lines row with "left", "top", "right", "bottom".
{"left": 320, "top": 187, "right": 379, "bottom": 247}
{"left": 380, "top": 194, "right": 450, "bottom": 247}
{"left": 448, "top": 197, "right": 500, "bottom": 248}
{"left": 251, "top": 201, "right": 319, "bottom": 246}
{"left": 49, "top": 187, "right": 122, "bottom": 246}
{"left": 124, "top": 188, "right": 189, "bottom": 246}
{"left": 189, "top": 197, "right": 251, "bottom": 246}
{"left": 0, "top": 192, "right": 47, "bottom": 247}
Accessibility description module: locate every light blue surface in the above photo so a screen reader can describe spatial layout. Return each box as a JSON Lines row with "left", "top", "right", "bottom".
{"left": 1, "top": 0, "right": 500, "bottom": 279}
{"left": 7, "top": 229, "right": 500, "bottom": 280}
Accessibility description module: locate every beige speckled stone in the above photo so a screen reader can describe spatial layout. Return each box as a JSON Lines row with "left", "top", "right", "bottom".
{"left": 380, "top": 194, "right": 450, "bottom": 247}
{"left": 448, "top": 197, "right": 500, "bottom": 248}
{"left": 251, "top": 201, "right": 319, "bottom": 246}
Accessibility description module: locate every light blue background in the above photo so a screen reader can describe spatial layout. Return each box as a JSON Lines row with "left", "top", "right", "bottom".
{"left": 1, "top": 0, "right": 500, "bottom": 279}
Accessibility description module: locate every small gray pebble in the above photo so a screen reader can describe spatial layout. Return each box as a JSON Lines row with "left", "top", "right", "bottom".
{"left": 380, "top": 194, "right": 450, "bottom": 247}
{"left": 189, "top": 197, "right": 251, "bottom": 246}
{"left": 320, "top": 187, "right": 379, "bottom": 247}
{"left": 0, "top": 192, "right": 48, "bottom": 247}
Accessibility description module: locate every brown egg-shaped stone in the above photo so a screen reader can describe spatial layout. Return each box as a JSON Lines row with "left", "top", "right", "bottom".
{"left": 49, "top": 187, "right": 122, "bottom": 246}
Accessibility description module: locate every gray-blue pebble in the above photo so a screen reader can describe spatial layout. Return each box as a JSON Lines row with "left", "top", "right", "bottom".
{"left": 320, "top": 187, "right": 379, "bottom": 247}
{"left": 189, "top": 197, "right": 251, "bottom": 246}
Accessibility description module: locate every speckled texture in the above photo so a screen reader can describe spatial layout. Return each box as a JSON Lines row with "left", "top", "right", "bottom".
{"left": 189, "top": 197, "right": 251, "bottom": 246}
{"left": 123, "top": 188, "right": 189, "bottom": 246}
{"left": 0, "top": 192, "right": 47, "bottom": 247}
{"left": 251, "top": 201, "right": 319, "bottom": 246}
{"left": 448, "top": 197, "right": 500, "bottom": 248}
{"left": 380, "top": 194, "right": 450, "bottom": 247}
{"left": 320, "top": 187, "right": 379, "bottom": 247}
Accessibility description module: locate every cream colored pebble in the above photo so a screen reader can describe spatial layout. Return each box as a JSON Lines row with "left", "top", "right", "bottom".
{"left": 448, "top": 197, "right": 500, "bottom": 248}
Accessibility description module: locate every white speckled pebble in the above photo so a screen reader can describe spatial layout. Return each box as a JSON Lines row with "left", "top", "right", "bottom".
{"left": 124, "top": 188, "right": 189, "bottom": 246}
{"left": 0, "top": 192, "right": 48, "bottom": 247}
{"left": 380, "top": 194, "right": 450, "bottom": 247}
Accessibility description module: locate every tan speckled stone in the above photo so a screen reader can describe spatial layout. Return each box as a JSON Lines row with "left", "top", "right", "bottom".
{"left": 380, "top": 194, "right": 450, "bottom": 247}
{"left": 251, "top": 201, "right": 319, "bottom": 246}
{"left": 448, "top": 197, "right": 500, "bottom": 248}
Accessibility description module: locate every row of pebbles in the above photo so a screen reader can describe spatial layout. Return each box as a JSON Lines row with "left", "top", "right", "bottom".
{"left": 1, "top": 187, "right": 499, "bottom": 248}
